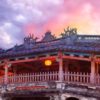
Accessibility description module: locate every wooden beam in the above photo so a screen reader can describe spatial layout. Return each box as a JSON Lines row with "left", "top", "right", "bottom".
{"left": 95, "top": 58, "right": 100, "bottom": 62}
{"left": 63, "top": 55, "right": 91, "bottom": 61}
{"left": 0, "top": 55, "right": 92, "bottom": 67}
{"left": 9, "top": 56, "right": 56, "bottom": 64}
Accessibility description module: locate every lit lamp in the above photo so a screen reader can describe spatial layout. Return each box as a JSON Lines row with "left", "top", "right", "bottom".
{"left": 44, "top": 60, "right": 52, "bottom": 66}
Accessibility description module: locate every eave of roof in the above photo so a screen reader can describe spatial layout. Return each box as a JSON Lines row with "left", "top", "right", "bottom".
{"left": 1, "top": 34, "right": 100, "bottom": 59}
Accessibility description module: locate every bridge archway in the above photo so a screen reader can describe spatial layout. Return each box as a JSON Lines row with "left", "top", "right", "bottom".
{"left": 66, "top": 97, "right": 79, "bottom": 100}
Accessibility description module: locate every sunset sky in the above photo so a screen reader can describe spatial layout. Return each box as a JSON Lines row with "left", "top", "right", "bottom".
{"left": 0, "top": 0, "right": 100, "bottom": 48}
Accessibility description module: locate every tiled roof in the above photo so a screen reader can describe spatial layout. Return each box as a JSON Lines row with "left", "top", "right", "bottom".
{"left": 0, "top": 28, "right": 100, "bottom": 59}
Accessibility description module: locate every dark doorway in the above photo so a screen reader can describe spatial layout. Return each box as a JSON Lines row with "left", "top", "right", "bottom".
{"left": 12, "top": 97, "right": 50, "bottom": 100}
{"left": 66, "top": 97, "right": 79, "bottom": 100}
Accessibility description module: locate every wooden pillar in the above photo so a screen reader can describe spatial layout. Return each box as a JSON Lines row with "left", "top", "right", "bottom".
{"left": 13, "top": 67, "right": 17, "bottom": 75}
{"left": 4, "top": 63, "right": 11, "bottom": 84}
{"left": 4, "top": 64, "right": 8, "bottom": 84}
{"left": 96, "top": 62, "right": 99, "bottom": 74}
{"left": 90, "top": 57, "right": 96, "bottom": 84}
{"left": 58, "top": 52, "right": 63, "bottom": 82}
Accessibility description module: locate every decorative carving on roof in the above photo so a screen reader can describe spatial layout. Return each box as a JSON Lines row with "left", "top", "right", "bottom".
{"left": 24, "top": 34, "right": 38, "bottom": 44}
{"left": 24, "top": 34, "right": 38, "bottom": 49}
{"left": 61, "top": 27, "right": 77, "bottom": 38}
{"left": 60, "top": 27, "right": 78, "bottom": 44}
{"left": 41, "top": 31, "right": 56, "bottom": 42}
{"left": 0, "top": 48, "right": 5, "bottom": 54}
{"left": 1, "top": 27, "right": 100, "bottom": 59}
{"left": 12, "top": 44, "right": 18, "bottom": 51}
{"left": 12, "top": 44, "right": 25, "bottom": 52}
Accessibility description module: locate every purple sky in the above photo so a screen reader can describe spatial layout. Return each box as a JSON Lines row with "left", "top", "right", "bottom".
{"left": 0, "top": 0, "right": 100, "bottom": 49}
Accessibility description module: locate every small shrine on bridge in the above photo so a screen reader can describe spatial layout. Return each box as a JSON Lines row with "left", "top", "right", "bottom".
{"left": 0, "top": 27, "right": 100, "bottom": 100}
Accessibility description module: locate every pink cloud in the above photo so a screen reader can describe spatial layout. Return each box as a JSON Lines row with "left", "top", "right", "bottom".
{"left": 1, "top": 0, "right": 100, "bottom": 48}
{"left": 24, "top": 0, "right": 100, "bottom": 37}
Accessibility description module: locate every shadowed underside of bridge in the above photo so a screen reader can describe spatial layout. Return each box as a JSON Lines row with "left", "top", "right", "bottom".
{"left": 66, "top": 97, "right": 79, "bottom": 100}
{"left": 12, "top": 97, "right": 50, "bottom": 100}
{"left": 11, "top": 96, "right": 81, "bottom": 100}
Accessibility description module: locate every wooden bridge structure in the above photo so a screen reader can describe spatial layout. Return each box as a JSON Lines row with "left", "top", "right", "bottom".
{"left": 0, "top": 28, "right": 100, "bottom": 100}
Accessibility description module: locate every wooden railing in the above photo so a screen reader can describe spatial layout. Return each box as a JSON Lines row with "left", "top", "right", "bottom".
{"left": 8, "top": 71, "right": 59, "bottom": 84}
{"left": 0, "top": 72, "right": 100, "bottom": 86}
{"left": 64, "top": 72, "right": 90, "bottom": 84}
{"left": 0, "top": 77, "right": 4, "bottom": 84}
{"left": 95, "top": 74, "right": 100, "bottom": 85}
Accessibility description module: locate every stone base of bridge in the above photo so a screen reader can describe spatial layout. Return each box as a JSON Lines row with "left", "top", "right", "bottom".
{"left": 0, "top": 82, "right": 100, "bottom": 100}
{"left": 60, "top": 93, "right": 98, "bottom": 100}
{"left": 0, "top": 94, "right": 98, "bottom": 100}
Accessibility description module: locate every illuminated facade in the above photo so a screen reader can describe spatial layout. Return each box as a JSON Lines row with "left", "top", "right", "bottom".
{"left": 0, "top": 28, "right": 100, "bottom": 100}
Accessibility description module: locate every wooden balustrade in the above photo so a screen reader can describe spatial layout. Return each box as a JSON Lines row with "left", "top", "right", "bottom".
{"left": 64, "top": 72, "right": 90, "bottom": 84}
{"left": 0, "top": 71, "right": 100, "bottom": 86}
{"left": 95, "top": 74, "right": 100, "bottom": 85}
{"left": 0, "top": 77, "right": 4, "bottom": 84}
{"left": 8, "top": 71, "right": 59, "bottom": 84}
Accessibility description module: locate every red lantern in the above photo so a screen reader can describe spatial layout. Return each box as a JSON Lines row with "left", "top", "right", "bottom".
{"left": 44, "top": 60, "right": 52, "bottom": 66}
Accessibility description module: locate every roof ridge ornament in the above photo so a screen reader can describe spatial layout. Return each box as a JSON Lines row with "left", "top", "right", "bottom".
{"left": 41, "top": 31, "right": 56, "bottom": 42}
{"left": 24, "top": 33, "right": 38, "bottom": 49}
{"left": 60, "top": 27, "right": 78, "bottom": 44}
{"left": 24, "top": 33, "right": 38, "bottom": 43}
{"left": 61, "top": 26, "right": 77, "bottom": 38}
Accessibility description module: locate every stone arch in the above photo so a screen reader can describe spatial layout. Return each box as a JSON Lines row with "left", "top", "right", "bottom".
{"left": 66, "top": 97, "right": 79, "bottom": 100}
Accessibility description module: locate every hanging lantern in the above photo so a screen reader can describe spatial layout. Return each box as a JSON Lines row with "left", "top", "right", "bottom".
{"left": 44, "top": 60, "right": 52, "bottom": 66}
